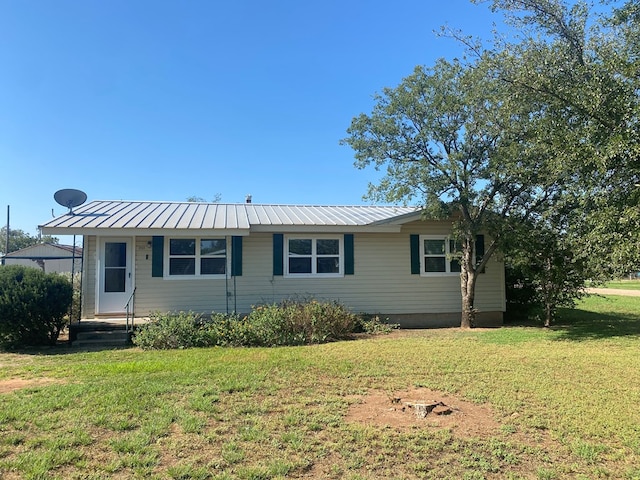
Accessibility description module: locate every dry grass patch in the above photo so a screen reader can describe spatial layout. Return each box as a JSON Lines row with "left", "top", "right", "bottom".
{"left": 0, "top": 377, "right": 63, "bottom": 394}
{"left": 346, "top": 387, "right": 501, "bottom": 436}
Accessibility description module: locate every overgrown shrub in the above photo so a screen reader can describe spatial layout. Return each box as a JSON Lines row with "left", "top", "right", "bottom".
{"left": 133, "top": 299, "right": 360, "bottom": 350}
{"left": 356, "top": 315, "right": 400, "bottom": 335}
{"left": 243, "top": 299, "right": 358, "bottom": 346}
{"left": 60, "top": 271, "right": 82, "bottom": 323}
{"left": 0, "top": 265, "right": 73, "bottom": 348}
{"left": 131, "top": 311, "right": 213, "bottom": 350}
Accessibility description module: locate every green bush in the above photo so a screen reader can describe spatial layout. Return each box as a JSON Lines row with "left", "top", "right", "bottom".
{"left": 243, "top": 299, "right": 358, "bottom": 346}
{"left": 60, "top": 271, "right": 82, "bottom": 323}
{"left": 133, "top": 299, "right": 359, "bottom": 350}
{"left": 356, "top": 315, "right": 400, "bottom": 335}
{"left": 0, "top": 265, "right": 73, "bottom": 348}
{"left": 131, "top": 311, "right": 213, "bottom": 350}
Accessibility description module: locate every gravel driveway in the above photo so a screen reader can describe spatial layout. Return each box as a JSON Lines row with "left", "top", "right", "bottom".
{"left": 586, "top": 288, "right": 640, "bottom": 297}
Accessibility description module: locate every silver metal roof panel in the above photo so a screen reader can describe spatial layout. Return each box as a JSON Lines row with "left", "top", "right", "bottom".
{"left": 40, "top": 201, "right": 419, "bottom": 234}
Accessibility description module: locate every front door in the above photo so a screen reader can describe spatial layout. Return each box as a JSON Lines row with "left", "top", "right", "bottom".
{"left": 98, "top": 238, "right": 133, "bottom": 314}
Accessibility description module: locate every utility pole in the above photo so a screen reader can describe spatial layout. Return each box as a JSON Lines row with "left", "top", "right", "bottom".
{"left": 2, "top": 205, "right": 8, "bottom": 265}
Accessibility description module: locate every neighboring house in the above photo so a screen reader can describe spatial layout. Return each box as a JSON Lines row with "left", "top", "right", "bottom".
{"left": 39, "top": 200, "right": 506, "bottom": 327}
{"left": 2, "top": 243, "right": 82, "bottom": 275}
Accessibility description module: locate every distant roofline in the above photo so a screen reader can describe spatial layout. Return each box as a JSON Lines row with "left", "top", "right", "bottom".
{"left": 88, "top": 199, "right": 414, "bottom": 208}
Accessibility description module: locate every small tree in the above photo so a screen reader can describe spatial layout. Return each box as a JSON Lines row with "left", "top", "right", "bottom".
{"left": 0, "top": 265, "right": 72, "bottom": 347}
{"left": 504, "top": 223, "right": 588, "bottom": 327}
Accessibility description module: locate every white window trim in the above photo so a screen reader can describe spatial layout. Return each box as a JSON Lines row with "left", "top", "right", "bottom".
{"left": 164, "top": 237, "right": 229, "bottom": 280}
{"left": 419, "top": 235, "right": 464, "bottom": 277}
{"left": 284, "top": 235, "right": 344, "bottom": 278}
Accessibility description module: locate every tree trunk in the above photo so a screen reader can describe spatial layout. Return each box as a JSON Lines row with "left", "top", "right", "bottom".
{"left": 460, "top": 242, "right": 478, "bottom": 329}
{"left": 544, "top": 303, "right": 552, "bottom": 328}
{"left": 543, "top": 257, "right": 552, "bottom": 327}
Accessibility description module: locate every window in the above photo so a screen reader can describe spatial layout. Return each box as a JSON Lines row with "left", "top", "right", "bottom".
{"left": 168, "top": 238, "right": 226, "bottom": 277}
{"left": 421, "top": 236, "right": 462, "bottom": 275}
{"left": 285, "top": 237, "right": 342, "bottom": 276}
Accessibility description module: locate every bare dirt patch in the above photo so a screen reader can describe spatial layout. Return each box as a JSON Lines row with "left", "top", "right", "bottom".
{"left": 0, "top": 378, "right": 61, "bottom": 394}
{"left": 345, "top": 387, "right": 500, "bottom": 437}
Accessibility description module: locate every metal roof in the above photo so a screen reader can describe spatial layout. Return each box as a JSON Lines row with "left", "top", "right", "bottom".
{"left": 39, "top": 201, "right": 419, "bottom": 235}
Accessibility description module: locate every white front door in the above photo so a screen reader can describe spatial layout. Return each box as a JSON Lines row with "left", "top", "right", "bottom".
{"left": 97, "top": 238, "right": 133, "bottom": 314}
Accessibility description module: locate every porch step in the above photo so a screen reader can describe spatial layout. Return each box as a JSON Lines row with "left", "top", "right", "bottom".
{"left": 71, "top": 327, "right": 131, "bottom": 348}
{"left": 72, "top": 330, "right": 130, "bottom": 347}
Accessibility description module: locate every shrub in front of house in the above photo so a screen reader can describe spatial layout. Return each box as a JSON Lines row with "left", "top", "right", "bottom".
{"left": 132, "top": 299, "right": 360, "bottom": 350}
{"left": 130, "top": 311, "right": 213, "bottom": 350}
{"left": 243, "top": 299, "right": 358, "bottom": 346}
{"left": 355, "top": 315, "right": 400, "bottom": 335}
{"left": 0, "top": 265, "right": 73, "bottom": 348}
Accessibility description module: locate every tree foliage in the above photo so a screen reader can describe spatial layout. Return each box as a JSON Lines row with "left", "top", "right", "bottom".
{"left": 504, "top": 220, "right": 589, "bottom": 326}
{"left": 342, "top": 54, "right": 570, "bottom": 327}
{"left": 186, "top": 194, "right": 222, "bottom": 203}
{"left": 344, "top": 0, "right": 639, "bottom": 327}
{"left": 479, "top": 0, "right": 640, "bottom": 276}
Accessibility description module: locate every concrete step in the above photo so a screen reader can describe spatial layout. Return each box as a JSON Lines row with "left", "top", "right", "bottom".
{"left": 72, "top": 330, "right": 131, "bottom": 347}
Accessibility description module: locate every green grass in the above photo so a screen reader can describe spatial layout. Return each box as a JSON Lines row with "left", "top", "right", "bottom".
{"left": 600, "top": 279, "right": 640, "bottom": 290}
{"left": 1, "top": 295, "right": 640, "bottom": 478}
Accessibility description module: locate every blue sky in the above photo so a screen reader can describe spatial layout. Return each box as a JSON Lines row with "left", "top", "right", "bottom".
{"left": 0, "top": 0, "right": 505, "bottom": 237}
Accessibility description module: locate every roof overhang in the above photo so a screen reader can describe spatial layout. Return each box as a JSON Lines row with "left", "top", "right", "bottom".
{"left": 39, "top": 227, "right": 252, "bottom": 237}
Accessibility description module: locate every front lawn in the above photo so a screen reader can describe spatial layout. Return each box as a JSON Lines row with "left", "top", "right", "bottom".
{"left": 600, "top": 279, "right": 640, "bottom": 290}
{"left": 1, "top": 295, "right": 639, "bottom": 479}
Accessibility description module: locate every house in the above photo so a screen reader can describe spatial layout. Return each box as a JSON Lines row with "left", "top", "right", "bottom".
{"left": 39, "top": 200, "right": 505, "bottom": 327}
{"left": 2, "top": 243, "right": 82, "bottom": 275}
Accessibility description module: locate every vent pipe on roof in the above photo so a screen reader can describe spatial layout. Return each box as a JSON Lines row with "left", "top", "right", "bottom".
{"left": 245, "top": 195, "right": 252, "bottom": 204}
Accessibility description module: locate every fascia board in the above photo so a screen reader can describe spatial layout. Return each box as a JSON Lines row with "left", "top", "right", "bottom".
{"left": 39, "top": 227, "right": 251, "bottom": 237}
{"left": 369, "top": 211, "right": 424, "bottom": 225}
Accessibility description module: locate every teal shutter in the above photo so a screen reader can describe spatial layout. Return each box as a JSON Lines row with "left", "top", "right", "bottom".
{"left": 231, "top": 236, "right": 242, "bottom": 276}
{"left": 273, "top": 234, "right": 284, "bottom": 276}
{"left": 344, "top": 234, "right": 354, "bottom": 275}
{"left": 475, "top": 234, "right": 485, "bottom": 272}
{"left": 410, "top": 234, "right": 420, "bottom": 274}
{"left": 475, "top": 234, "right": 485, "bottom": 261}
{"left": 152, "top": 236, "right": 164, "bottom": 277}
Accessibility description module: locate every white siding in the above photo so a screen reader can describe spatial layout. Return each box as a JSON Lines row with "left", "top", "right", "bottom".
{"left": 82, "top": 236, "right": 97, "bottom": 318}
{"left": 133, "top": 236, "right": 230, "bottom": 314}
{"left": 81, "top": 221, "right": 505, "bottom": 325}
{"left": 4, "top": 244, "right": 81, "bottom": 274}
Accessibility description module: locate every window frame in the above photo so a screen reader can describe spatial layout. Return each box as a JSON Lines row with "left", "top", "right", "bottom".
{"left": 164, "top": 237, "right": 228, "bottom": 279}
{"left": 419, "top": 235, "right": 466, "bottom": 276}
{"left": 284, "top": 235, "right": 344, "bottom": 278}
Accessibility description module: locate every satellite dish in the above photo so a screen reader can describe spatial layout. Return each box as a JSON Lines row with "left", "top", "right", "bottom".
{"left": 54, "top": 189, "right": 87, "bottom": 215}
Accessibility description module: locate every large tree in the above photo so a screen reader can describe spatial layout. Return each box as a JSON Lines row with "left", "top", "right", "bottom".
{"left": 342, "top": 56, "right": 569, "bottom": 328}
{"left": 479, "top": 0, "right": 640, "bottom": 277}
{"left": 344, "top": 0, "right": 640, "bottom": 328}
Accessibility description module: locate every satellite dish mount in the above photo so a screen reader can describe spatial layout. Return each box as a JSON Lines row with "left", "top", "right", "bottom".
{"left": 54, "top": 189, "right": 87, "bottom": 215}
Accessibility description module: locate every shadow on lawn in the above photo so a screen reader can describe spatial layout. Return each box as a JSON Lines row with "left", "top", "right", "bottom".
{"left": 503, "top": 303, "right": 640, "bottom": 342}
{"left": 549, "top": 307, "right": 640, "bottom": 341}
